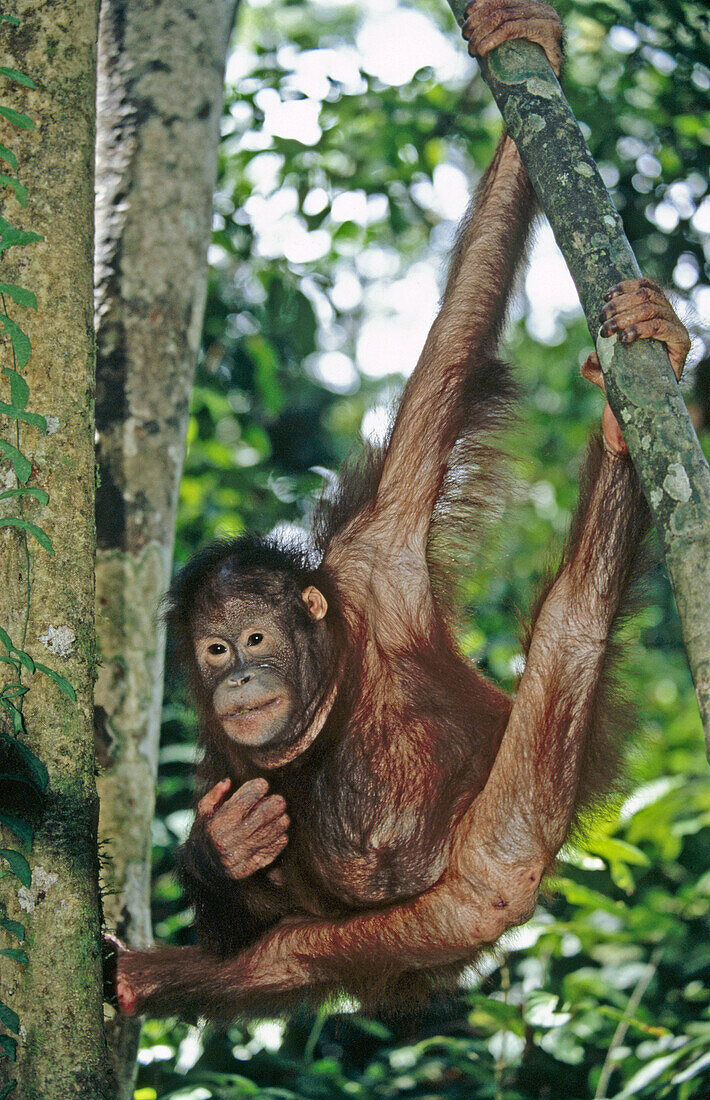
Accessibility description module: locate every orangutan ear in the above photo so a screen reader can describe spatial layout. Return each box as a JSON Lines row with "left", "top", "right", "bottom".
{"left": 302, "top": 585, "right": 328, "bottom": 621}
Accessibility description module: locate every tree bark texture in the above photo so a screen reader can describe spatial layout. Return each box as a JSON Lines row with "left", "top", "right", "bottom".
{"left": 446, "top": 0, "right": 710, "bottom": 756}
{"left": 0, "top": 2, "right": 112, "bottom": 1098}
{"left": 94, "top": 0, "right": 238, "bottom": 1089}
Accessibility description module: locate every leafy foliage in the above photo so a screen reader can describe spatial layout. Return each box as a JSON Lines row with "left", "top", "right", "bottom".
{"left": 139, "top": 1, "right": 710, "bottom": 1097}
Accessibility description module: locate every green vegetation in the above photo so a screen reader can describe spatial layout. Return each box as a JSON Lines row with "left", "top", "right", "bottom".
{"left": 135, "top": 1, "right": 710, "bottom": 1096}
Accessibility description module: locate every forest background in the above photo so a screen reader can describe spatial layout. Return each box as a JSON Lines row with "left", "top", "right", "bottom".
{"left": 130, "top": 1, "right": 710, "bottom": 1096}
{"left": 22, "top": 0, "right": 710, "bottom": 1096}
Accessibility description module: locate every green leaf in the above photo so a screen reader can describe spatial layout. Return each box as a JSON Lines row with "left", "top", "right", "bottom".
{"left": 0, "top": 698, "right": 24, "bottom": 735}
{"left": 614, "top": 1053, "right": 682, "bottom": 1098}
{"left": 0, "top": 486, "right": 47, "bottom": 505}
{"left": 0, "top": 1078, "right": 18, "bottom": 1098}
{"left": 34, "top": 663, "right": 76, "bottom": 701}
{"left": 0, "top": 1036, "right": 17, "bottom": 1062}
{"left": 0, "top": 315, "right": 31, "bottom": 369}
{"left": 0, "top": 948, "right": 28, "bottom": 964}
{"left": 553, "top": 876, "right": 625, "bottom": 915}
{"left": 0, "top": 811, "right": 31, "bottom": 847}
{"left": 0, "top": 1000, "right": 19, "bottom": 1034}
{"left": 12, "top": 741, "right": 48, "bottom": 790}
{"left": 585, "top": 835, "right": 650, "bottom": 866}
{"left": 0, "top": 145, "right": 17, "bottom": 171}
{"left": 0, "top": 105, "right": 34, "bottom": 131}
{"left": 0, "top": 773, "right": 37, "bottom": 794}
{"left": 0, "top": 283, "right": 36, "bottom": 310}
{"left": 0, "top": 175, "right": 27, "bottom": 207}
{"left": 0, "top": 440, "right": 31, "bottom": 484}
{"left": 0, "top": 518, "right": 54, "bottom": 554}
{"left": 0, "top": 488, "right": 48, "bottom": 510}
{"left": 0, "top": 401, "right": 46, "bottom": 430}
{"left": 0, "top": 683, "right": 27, "bottom": 699}
{"left": 523, "top": 990, "right": 570, "bottom": 1028}
{"left": 609, "top": 860, "right": 635, "bottom": 892}
{"left": 0, "top": 850, "right": 30, "bottom": 888}
{"left": 0, "top": 14, "right": 21, "bottom": 24}
{"left": 0, "top": 917, "right": 24, "bottom": 942}
{"left": 11, "top": 648, "right": 33, "bottom": 674}
{"left": 673, "top": 1050, "right": 710, "bottom": 1084}
{"left": 0, "top": 222, "right": 43, "bottom": 253}
{"left": 3, "top": 368, "right": 29, "bottom": 409}
{"left": 0, "top": 67, "right": 35, "bottom": 89}
{"left": 0, "top": 627, "right": 11, "bottom": 651}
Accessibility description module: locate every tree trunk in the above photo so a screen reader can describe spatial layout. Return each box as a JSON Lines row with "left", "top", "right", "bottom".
{"left": 93, "top": 0, "right": 238, "bottom": 1091}
{"left": 0, "top": 3, "right": 112, "bottom": 1098}
{"left": 445, "top": 0, "right": 710, "bottom": 755}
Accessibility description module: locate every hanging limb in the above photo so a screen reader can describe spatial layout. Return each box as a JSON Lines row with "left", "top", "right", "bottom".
{"left": 445, "top": 0, "right": 710, "bottom": 758}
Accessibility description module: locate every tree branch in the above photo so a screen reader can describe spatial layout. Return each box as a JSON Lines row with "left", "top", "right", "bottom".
{"left": 445, "top": 0, "right": 710, "bottom": 757}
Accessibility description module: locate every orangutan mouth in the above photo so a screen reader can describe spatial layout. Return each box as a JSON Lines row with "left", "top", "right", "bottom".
{"left": 222, "top": 697, "right": 281, "bottom": 720}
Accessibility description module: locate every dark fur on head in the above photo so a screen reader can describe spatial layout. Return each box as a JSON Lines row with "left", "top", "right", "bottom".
{"left": 163, "top": 534, "right": 318, "bottom": 670}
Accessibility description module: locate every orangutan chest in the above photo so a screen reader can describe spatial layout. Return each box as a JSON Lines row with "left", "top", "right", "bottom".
{"left": 282, "top": 798, "right": 451, "bottom": 910}
{"left": 273, "top": 709, "right": 469, "bottom": 911}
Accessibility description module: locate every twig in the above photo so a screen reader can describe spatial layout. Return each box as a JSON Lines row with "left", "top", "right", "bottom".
{"left": 594, "top": 946, "right": 663, "bottom": 1099}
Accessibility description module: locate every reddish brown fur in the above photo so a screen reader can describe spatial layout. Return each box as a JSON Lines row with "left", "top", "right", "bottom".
{"left": 110, "top": 0, "right": 687, "bottom": 1023}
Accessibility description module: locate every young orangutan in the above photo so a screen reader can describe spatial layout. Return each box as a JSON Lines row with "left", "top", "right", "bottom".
{"left": 110, "top": 0, "right": 690, "bottom": 1018}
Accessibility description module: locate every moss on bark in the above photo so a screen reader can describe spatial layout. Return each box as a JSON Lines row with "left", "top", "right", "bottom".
{"left": 0, "top": 1, "right": 112, "bottom": 1095}
{"left": 93, "top": 0, "right": 239, "bottom": 1091}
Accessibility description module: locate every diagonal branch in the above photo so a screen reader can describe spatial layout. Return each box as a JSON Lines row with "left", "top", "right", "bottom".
{"left": 445, "top": 0, "right": 710, "bottom": 757}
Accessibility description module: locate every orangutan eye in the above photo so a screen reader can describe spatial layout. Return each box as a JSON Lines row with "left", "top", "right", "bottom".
{"left": 207, "top": 642, "right": 227, "bottom": 656}
{"left": 246, "top": 633, "right": 263, "bottom": 647}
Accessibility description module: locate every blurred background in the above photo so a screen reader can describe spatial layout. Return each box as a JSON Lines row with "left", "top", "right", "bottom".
{"left": 135, "top": 1, "right": 710, "bottom": 1096}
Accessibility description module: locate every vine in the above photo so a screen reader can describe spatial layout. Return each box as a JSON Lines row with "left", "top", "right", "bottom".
{"left": 0, "top": 14, "right": 76, "bottom": 1094}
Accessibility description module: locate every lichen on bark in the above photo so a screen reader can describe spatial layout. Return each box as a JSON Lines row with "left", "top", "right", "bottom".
{"left": 0, "top": 1, "right": 112, "bottom": 1095}
{"left": 93, "top": 0, "right": 239, "bottom": 1091}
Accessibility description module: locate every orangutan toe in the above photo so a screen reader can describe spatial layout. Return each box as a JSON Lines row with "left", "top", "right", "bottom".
{"left": 462, "top": 0, "right": 563, "bottom": 76}
{"left": 598, "top": 278, "right": 690, "bottom": 379}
